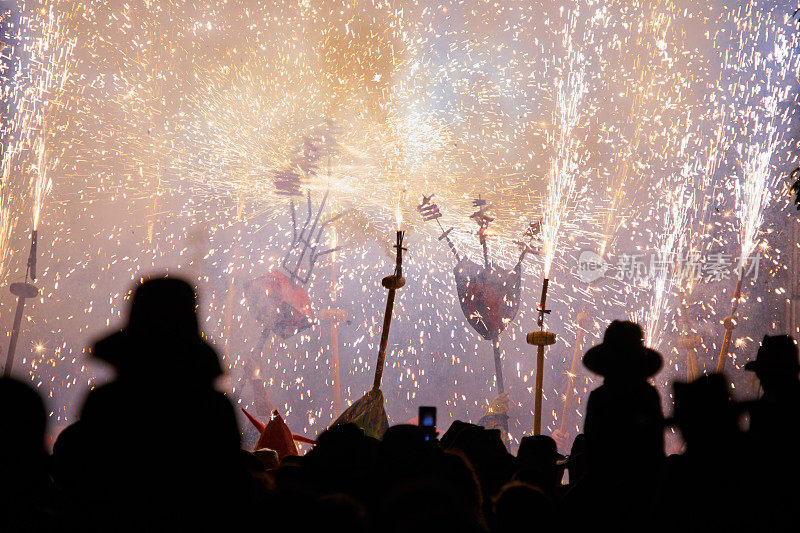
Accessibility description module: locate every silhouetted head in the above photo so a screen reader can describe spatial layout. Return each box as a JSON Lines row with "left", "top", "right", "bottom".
{"left": 583, "top": 320, "right": 662, "bottom": 379}
{"left": 381, "top": 475, "right": 483, "bottom": 533}
{"left": 315, "top": 494, "right": 368, "bottom": 533}
{"left": 566, "top": 433, "right": 587, "bottom": 483}
{"left": 304, "top": 423, "right": 374, "bottom": 473}
{"left": 518, "top": 435, "right": 565, "bottom": 470}
{"left": 516, "top": 435, "right": 565, "bottom": 490}
{"left": 438, "top": 451, "right": 483, "bottom": 522}
{"left": 440, "top": 420, "right": 478, "bottom": 450}
{"left": 91, "top": 276, "right": 221, "bottom": 383}
{"left": 252, "top": 448, "right": 280, "bottom": 470}
{"left": 447, "top": 425, "right": 514, "bottom": 499}
{"left": 670, "top": 374, "right": 738, "bottom": 450}
{"left": 745, "top": 335, "right": 800, "bottom": 391}
{"left": 52, "top": 421, "right": 87, "bottom": 491}
{"left": 450, "top": 425, "right": 508, "bottom": 460}
{"left": 493, "top": 482, "right": 554, "bottom": 533}
{"left": 381, "top": 424, "right": 431, "bottom": 464}
{"left": 0, "top": 377, "right": 47, "bottom": 467}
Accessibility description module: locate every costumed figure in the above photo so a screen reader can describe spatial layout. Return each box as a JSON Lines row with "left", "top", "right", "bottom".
{"left": 417, "top": 194, "right": 540, "bottom": 437}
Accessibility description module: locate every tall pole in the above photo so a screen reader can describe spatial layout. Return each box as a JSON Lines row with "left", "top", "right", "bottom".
{"left": 316, "top": 138, "right": 346, "bottom": 416}
{"left": 329, "top": 309, "right": 344, "bottom": 414}
{"left": 372, "top": 287, "right": 398, "bottom": 391}
{"left": 371, "top": 230, "right": 406, "bottom": 392}
{"left": 4, "top": 231, "right": 39, "bottom": 376}
{"left": 490, "top": 335, "right": 510, "bottom": 439}
{"left": 533, "top": 339, "right": 545, "bottom": 433}
{"left": 478, "top": 214, "right": 509, "bottom": 436}
{"left": 677, "top": 282, "right": 702, "bottom": 382}
{"left": 527, "top": 278, "right": 556, "bottom": 435}
{"left": 5, "top": 293, "right": 30, "bottom": 376}
{"left": 321, "top": 307, "right": 346, "bottom": 415}
{"left": 552, "top": 310, "right": 590, "bottom": 450}
{"left": 492, "top": 337, "right": 505, "bottom": 394}
{"left": 323, "top": 225, "right": 345, "bottom": 417}
{"left": 716, "top": 272, "right": 744, "bottom": 374}
{"left": 680, "top": 333, "right": 702, "bottom": 381}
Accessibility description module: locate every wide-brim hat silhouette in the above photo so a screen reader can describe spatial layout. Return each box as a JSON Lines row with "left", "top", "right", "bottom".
{"left": 666, "top": 373, "right": 737, "bottom": 428}
{"left": 583, "top": 320, "right": 662, "bottom": 378}
{"left": 518, "top": 435, "right": 568, "bottom": 467}
{"left": 91, "top": 277, "right": 222, "bottom": 382}
{"left": 744, "top": 335, "right": 799, "bottom": 374}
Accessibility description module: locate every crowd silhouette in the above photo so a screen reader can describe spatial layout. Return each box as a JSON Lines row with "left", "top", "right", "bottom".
{"left": 1, "top": 277, "right": 799, "bottom": 532}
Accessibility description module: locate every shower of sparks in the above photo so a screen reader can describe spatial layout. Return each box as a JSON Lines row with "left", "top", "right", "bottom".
{"left": 1, "top": 2, "right": 75, "bottom": 276}
{"left": 0, "top": 0, "right": 799, "bottom": 451}
{"left": 736, "top": 98, "right": 784, "bottom": 269}
{"left": 540, "top": 5, "right": 590, "bottom": 279}
{"left": 595, "top": 2, "right": 677, "bottom": 259}
{"left": 640, "top": 164, "right": 694, "bottom": 349}
{"left": 729, "top": 3, "right": 798, "bottom": 272}
{"left": 29, "top": 6, "right": 75, "bottom": 230}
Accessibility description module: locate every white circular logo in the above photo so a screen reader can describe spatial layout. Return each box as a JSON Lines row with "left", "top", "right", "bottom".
{"left": 577, "top": 250, "right": 608, "bottom": 283}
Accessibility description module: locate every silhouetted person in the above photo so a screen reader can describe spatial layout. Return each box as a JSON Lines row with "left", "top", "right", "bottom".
{"left": 436, "top": 451, "right": 485, "bottom": 528}
{"left": 745, "top": 335, "right": 800, "bottom": 453}
{"left": 670, "top": 374, "right": 740, "bottom": 458}
{"left": 582, "top": 321, "right": 664, "bottom": 475}
{"left": 663, "top": 374, "right": 754, "bottom": 531}
{"left": 314, "top": 493, "right": 368, "bottom": 533}
{"left": 51, "top": 420, "right": 87, "bottom": 494}
{"left": 493, "top": 482, "right": 554, "bottom": 533}
{"left": 564, "top": 434, "right": 586, "bottom": 489}
{"left": 515, "top": 435, "right": 565, "bottom": 499}
{"left": 442, "top": 423, "right": 515, "bottom": 517}
{"left": 744, "top": 335, "right": 800, "bottom": 531}
{"left": 439, "top": 419, "right": 477, "bottom": 449}
{"left": 379, "top": 471, "right": 484, "bottom": 533}
{"left": 252, "top": 447, "right": 280, "bottom": 470}
{"left": 564, "top": 320, "right": 664, "bottom": 529}
{"left": 72, "top": 277, "right": 245, "bottom": 531}
{"left": 0, "top": 378, "right": 57, "bottom": 532}
{"left": 377, "top": 424, "right": 438, "bottom": 481}
{"left": 302, "top": 423, "right": 377, "bottom": 502}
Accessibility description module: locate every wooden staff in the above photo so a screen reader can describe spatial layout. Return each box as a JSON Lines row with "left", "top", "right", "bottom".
{"left": 5, "top": 284, "right": 38, "bottom": 376}
{"left": 528, "top": 330, "right": 557, "bottom": 435}
{"left": 527, "top": 278, "right": 556, "bottom": 435}
{"left": 678, "top": 333, "right": 702, "bottom": 381}
{"left": 320, "top": 226, "right": 346, "bottom": 416}
{"left": 552, "top": 310, "right": 591, "bottom": 449}
{"left": 4, "top": 231, "right": 39, "bottom": 376}
{"left": 372, "top": 231, "right": 406, "bottom": 391}
{"left": 320, "top": 307, "right": 347, "bottom": 415}
{"left": 676, "top": 291, "right": 702, "bottom": 382}
{"left": 489, "top": 335, "right": 510, "bottom": 440}
{"left": 716, "top": 271, "right": 744, "bottom": 373}
{"left": 492, "top": 337, "right": 505, "bottom": 394}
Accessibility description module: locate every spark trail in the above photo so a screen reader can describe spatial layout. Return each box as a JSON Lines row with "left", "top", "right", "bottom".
{"left": 541, "top": 5, "right": 590, "bottom": 279}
